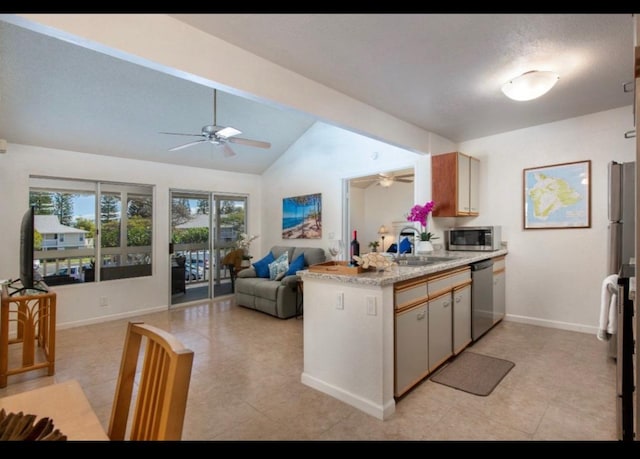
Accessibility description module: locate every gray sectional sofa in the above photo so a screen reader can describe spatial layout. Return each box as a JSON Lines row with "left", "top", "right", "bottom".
{"left": 235, "top": 245, "right": 326, "bottom": 319}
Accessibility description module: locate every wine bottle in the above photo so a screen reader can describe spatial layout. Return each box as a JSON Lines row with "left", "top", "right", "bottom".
{"left": 350, "top": 230, "right": 360, "bottom": 266}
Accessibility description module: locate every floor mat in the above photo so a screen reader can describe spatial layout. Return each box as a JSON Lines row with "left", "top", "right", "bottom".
{"left": 430, "top": 351, "right": 515, "bottom": 396}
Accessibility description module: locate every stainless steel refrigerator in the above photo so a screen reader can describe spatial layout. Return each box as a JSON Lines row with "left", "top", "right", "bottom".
{"left": 608, "top": 160, "right": 636, "bottom": 440}
{"left": 608, "top": 161, "right": 635, "bottom": 276}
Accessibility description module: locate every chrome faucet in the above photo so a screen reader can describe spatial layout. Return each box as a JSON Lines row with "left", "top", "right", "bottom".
{"left": 396, "top": 226, "right": 421, "bottom": 260}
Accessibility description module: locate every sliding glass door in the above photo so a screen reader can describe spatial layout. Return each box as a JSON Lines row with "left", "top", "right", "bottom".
{"left": 169, "top": 190, "right": 247, "bottom": 306}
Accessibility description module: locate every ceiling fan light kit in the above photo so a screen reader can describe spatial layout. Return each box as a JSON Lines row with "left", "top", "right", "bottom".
{"left": 379, "top": 177, "right": 394, "bottom": 187}
{"left": 160, "top": 89, "right": 271, "bottom": 156}
{"left": 501, "top": 70, "right": 559, "bottom": 101}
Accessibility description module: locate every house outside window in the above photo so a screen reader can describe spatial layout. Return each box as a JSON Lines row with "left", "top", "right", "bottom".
{"left": 29, "top": 176, "right": 153, "bottom": 284}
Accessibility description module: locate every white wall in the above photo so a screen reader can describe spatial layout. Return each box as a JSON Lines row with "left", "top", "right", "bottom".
{"left": 261, "top": 122, "right": 426, "bottom": 257}
{"left": 0, "top": 143, "right": 262, "bottom": 327}
{"left": 448, "top": 106, "right": 635, "bottom": 333}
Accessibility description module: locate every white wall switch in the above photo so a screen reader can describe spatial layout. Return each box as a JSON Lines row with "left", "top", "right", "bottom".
{"left": 100, "top": 296, "right": 108, "bottom": 307}
{"left": 366, "top": 296, "right": 376, "bottom": 316}
{"left": 336, "top": 292, "right": 344, "bottom": 310}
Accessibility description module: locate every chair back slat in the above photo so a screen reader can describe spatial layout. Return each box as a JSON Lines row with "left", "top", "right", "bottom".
{"left": 108, "top": 322, "right": 194, "bottom": 441}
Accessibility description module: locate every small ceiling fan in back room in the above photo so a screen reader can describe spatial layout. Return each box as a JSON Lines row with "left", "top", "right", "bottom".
{"left": 159, "top": 88, "right": 271, "bottom": 157}
{"left": 352, "top": 172, "right": 414, "bottom": 188}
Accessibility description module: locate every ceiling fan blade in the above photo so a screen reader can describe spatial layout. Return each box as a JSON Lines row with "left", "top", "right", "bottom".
{"left": 222, "top": 143, "right": 236, "bottom": 158}
{"left": 396, "top": 179, "right": 413, "bottom": 183}
{"left": 159, "top": 131, "right": 203, "bottom": 137}
{"left": 169, "top": 139, "right": 207, "bottom": 151}
{"left": 228, "top": 137, "right": 271, "bottom": 149}
{"left": 216, "top": 127, "right": 242, "bottom": 138}
{"left": 395, "top": 174, "right": 415, "bottom": 179}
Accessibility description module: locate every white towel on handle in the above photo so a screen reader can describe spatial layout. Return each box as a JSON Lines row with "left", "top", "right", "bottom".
{"left": 598, "top": 274, "right": 618, "bottom": 341}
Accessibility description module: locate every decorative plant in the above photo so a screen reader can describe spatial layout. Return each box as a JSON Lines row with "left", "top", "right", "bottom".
{"left": 368, "top": 241, "right": 380, "bottom": 252}
{"left": 235, "top": 233, "right": 259, "bottom": 251}
{"left": 406, "top": 201, "right": 439, "bottom": 241}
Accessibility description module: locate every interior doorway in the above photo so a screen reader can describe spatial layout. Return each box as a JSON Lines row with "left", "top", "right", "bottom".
{"left": 345, "top": 167, "right": 416, "bottom": 257}
{"left": 169, "top": 190, "right": 248, "bottom": 306}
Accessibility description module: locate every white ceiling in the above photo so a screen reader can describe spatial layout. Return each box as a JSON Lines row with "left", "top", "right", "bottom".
{"left": 0, "top": 14, "right": 635, "bottom": 174}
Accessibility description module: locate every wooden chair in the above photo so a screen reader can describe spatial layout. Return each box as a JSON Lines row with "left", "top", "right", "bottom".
{"left": 108, "top": 321, "right": 194, "bottom": 441}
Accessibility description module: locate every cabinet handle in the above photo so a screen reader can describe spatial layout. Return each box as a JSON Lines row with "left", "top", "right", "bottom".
{"left": 417, "top": 311, "right": 425, "bottom": 320}
{"left": 455, "top": 296, "right": 461, "bottom": 303}
{"left": 443, "top": 301, "right": 450, "bottom": 308}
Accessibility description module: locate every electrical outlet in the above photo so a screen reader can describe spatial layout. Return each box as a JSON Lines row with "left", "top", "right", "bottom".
{"left": 366, "top": 296, "right": 376, "bottom": 316}
{"left": 100, "top": 296, "right": 108, "bottom": 307}
{"left": 336, "top": 292, "right": 344, "bottom": 310}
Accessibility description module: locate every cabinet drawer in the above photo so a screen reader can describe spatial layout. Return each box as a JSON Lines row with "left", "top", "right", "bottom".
{"left": 427, "top": 268, "right": 471, "bottom": 297}
{"left": 493, "top": 256, "right": 506, "bottom": 272}
{"left": 395, "top": 278, "right": 428, "bottom": 310}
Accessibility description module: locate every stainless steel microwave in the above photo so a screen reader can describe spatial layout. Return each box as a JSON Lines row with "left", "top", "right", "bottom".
{"left": 445, "top": 226, "right": 502, "bottom": 251}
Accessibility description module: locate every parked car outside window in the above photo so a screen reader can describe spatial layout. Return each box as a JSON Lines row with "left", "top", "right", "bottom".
{"left": 185, "top": 265, "right": 204, "bottom": 280}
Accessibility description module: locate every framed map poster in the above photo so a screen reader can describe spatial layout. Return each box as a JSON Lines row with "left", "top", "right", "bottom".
{"left": 523, "top": 160, "right": 591, "bottom": 229}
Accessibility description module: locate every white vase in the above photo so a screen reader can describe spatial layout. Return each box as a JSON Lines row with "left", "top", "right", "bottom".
{"left": 416, "top": 240, "right": 434, "bottom": 254}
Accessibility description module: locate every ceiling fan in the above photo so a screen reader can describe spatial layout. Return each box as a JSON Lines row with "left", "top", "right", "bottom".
{"left": 352, "top": 172, "right": 414, "bottom": 188}
{"left": 159, "top": 89, "right": 271, "bottom": 157}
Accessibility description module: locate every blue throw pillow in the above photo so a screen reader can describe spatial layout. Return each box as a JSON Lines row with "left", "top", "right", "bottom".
{"left": 253, "top": 251, "right": 275, "bottom": 278}
{"left": 399, "top": 237, "right": 412, "bottom": 254}
{"left": 285, "top": 253, "right": 305, "bottom": 276}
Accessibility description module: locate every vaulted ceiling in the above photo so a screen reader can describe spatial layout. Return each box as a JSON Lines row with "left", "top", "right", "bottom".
{"left": 0, "top": 14, "right": 634, "bottom": 173}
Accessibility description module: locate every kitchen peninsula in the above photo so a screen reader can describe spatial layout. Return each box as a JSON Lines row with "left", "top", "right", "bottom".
{"left": 299, "top": 249, "right": 507, "bottom": 420}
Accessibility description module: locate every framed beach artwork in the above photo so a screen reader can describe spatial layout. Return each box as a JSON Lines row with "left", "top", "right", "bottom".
{"left": 523, "top": 160, "right": 591, "bottom": 229}
{"left": 282, "top": 193, "right": 322, "bottom": 239}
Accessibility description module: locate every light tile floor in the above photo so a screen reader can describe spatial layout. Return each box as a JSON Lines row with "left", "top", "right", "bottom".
{"left": 0, "top": 298, "right": 617, "bottom": 441}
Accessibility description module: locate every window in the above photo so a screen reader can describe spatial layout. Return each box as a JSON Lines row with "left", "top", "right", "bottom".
{"left": 29, "top": 177, "right": 153, "bottom": 284}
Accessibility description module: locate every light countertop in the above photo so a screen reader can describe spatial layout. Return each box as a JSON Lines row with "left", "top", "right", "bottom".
{"left": 299, "top": 249, "right": 508, "bottom": 287}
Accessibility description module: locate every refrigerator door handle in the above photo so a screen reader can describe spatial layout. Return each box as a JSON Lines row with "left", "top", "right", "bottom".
{"left": 608, "top": 222, "right": 622, "bottom": 275}
{"left": 608, "top": 161, "right": 622, "bottom": 222}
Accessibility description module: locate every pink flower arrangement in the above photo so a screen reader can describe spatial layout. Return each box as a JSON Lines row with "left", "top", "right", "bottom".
{"left": 407, "top": 201, "right": 438, "bottom": 241}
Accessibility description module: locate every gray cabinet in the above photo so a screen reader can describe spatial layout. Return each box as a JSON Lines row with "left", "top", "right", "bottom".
{"left": 394, "top": 303, "right": 429, "bottom": 397}
{"left": 428, "top": 292, "right": 453, "bottom": 372}
{"left": 493, "top": 256, "right": 506, "bottom": 324}
{"left": 394, "top": 266, "right": 471, "bottom": 397}
{"left": 452, "top": 284, "right": 472, "bottom": 355}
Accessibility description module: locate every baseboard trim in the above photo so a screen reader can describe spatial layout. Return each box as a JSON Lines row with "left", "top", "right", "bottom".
{"left": 56, "top": 304, "right": 168, "bottom": 330}
{"left": 504, "top": 313, "right": 598, "bottom": 335}
{"left": 301, "top": 372, "right": 395, "bottom": 421}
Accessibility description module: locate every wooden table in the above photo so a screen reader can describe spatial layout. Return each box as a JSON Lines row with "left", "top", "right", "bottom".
{"left": 0, "top": 379, "right": 109, "bottom": 440}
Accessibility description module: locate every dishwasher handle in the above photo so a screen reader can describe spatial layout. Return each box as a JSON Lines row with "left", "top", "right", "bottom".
{"left": 470, "top": 259, "right": 494, "bottom": 271}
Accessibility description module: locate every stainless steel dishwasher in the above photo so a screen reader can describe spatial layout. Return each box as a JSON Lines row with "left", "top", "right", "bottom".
{"left": 470, "top": 258, "right": 494, "bottom": 341}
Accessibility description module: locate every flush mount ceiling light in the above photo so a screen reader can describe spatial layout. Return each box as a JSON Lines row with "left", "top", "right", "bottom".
{"left": 501, "top": 70, "right": 560, "bottom": 101}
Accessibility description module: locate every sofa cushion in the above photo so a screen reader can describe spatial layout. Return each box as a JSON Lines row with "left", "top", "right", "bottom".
{"left": 253, "top": 279, "right": 281, "bottom": 301}
{"left": 268, "top": 252, "right": 289, "bottom": 280}
{"left": 271, "top": 246, "right": 295, "bottom": 262}
{"left": 237, "top": 267, "right": 256, "bottom": 278}
{"left": 291, "top": 247, "right": 326, "bottom": 268}
{"left": 286, "top": 253, "right": 306, "bottom": 276}
{"left": 253, "top": 251, "right": 275, "bottom": 278}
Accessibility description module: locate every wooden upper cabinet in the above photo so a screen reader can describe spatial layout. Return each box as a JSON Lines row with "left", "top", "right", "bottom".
{"left": 432, "top": 151, "right": 480, "bottom": 217}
